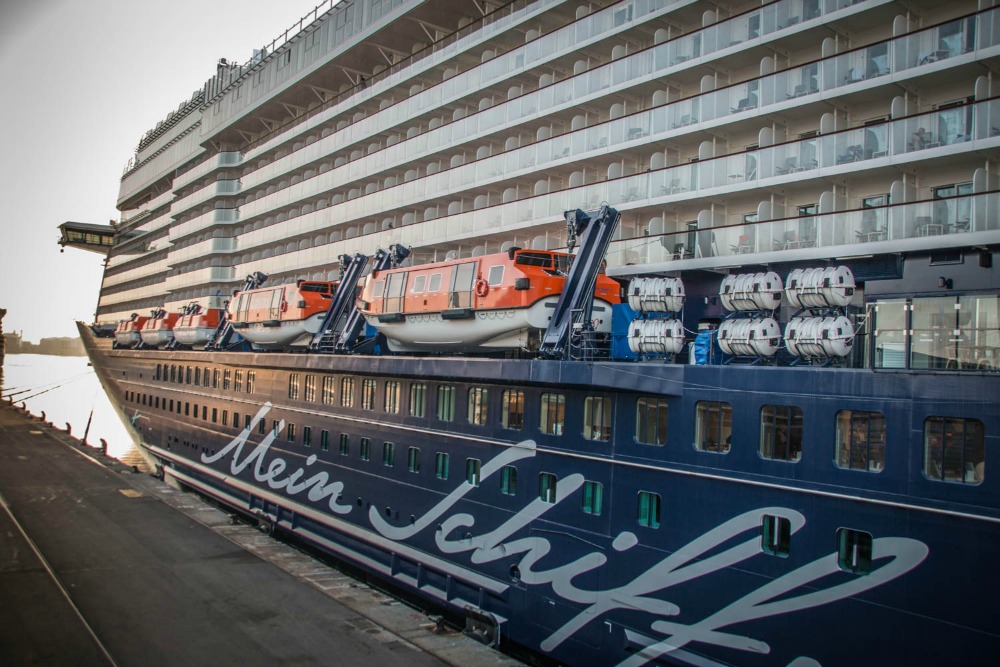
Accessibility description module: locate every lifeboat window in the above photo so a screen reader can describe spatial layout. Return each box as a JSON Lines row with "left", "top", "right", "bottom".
{"left": 303, "top": 426, "right": 312, "bottom": 447}
{"left": 410, "top": 383, "right": 427, "bottom": 417}
{"left": 287, "top": 423, "right": 297, "bottom": 442}
{"left": 635, "top": 397, "right": 668, "bottom": 446}
{"left": 637, "top": 491, "right": 661, "bottom": 528}
{"left": 582, "top": 481, "right": 603, "bottom": 516}
{"left": 339, "top": 434, "right": 350, "bottom": 456}
{"left": 487, "top": 265, "right": 504, "bottom": 287}
{"left": 467, "top": 387, "right": 489, "bottom": 426}
{"left": 407, "top": 447, "right": 421, "bottom": 473}
{"left": 223, "top": 369, "right": 231, "bottom": 390}
{"left": 435, "top": 452, "right": 450, "bottom": 480}
{"left": 385, "top": 273, "right": 407, "bottom": 313}
{"left": 466, "top": 458, "right": 482, "bottom": 486}
{"left": 540, "top": 393, "right": 565, "bottom": 436}
{"left": 428, "top": 273, "right": 442, "bottom": 292}
{"left": 362, "top": 379, "right": 377, "bottom": 410}
{"left": 695, "top": 401, "right": 732, "bottom": 453}
{"left": 450, "top": 262, "right": 477, "bottom": 308}
{"left": 304, "top": 375, "right": 316, "bottom": 402}
{"left": 761, "top": 515, "right": 791, "bottom": 557}
{"left": 384, "top": 381, "right": 401, "bottom": 413}
{"left": 411, "top": 275, "right": 427, "bottom": 294}
{"left": 437, "top": 386, "right": 456, "bottom": 421}
{"left": 372, "top": 279, "right": 386, "bottom": 298}
{"left": 835, "top": 410, "right": 885, "bottom": 472}
{"left": 340, "top": 377, "right": 355, "bottom": 407}
{"left": 759, "top": 405, "right": 804, "bottom": 462}
{"left": 501, "top": 390, "right": 524, "bottom": 430}
{"left": 322, "top": 376, "right": 336, "bottom": 404}
{"left": 289, "top": 373, "right": 301, "bottom": 400}
{"left": 300, "top": 282, "right": 331, "bottom": 293}
{"left": 585, "top": 396, "right": 613, "bottom": 442}
{"left": 836, "top": 529, "right": 873, "bottom": 575}
{"left": 383, "top": 442, "right": 394, "bottom": 466}
{"left": 320, "top": 430, "right": 329, "bottom": 452}
{"left": 234, "top": 370, "right": 243, "bottom": 392}
{"left": 923, "top": 416, "right": 984, "bottom": 484}
{"left": 246, "top": 371, "right": 256, "bottom": 394}
{"left": 360, "top": 438, "right": 371, "bottom": 461}
{"left": 538, "top": 472, "right": 558, "bottom": 503}
{"left": 514, "top": 251, "right": 552, "bottom": 267}
{"left": 500, "top": 465, "right": 517, "bottom": 495}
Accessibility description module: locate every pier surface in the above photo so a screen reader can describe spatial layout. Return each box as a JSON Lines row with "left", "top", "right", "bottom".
{"left": 0, "top": 402, "right": 520, "bottom": 667}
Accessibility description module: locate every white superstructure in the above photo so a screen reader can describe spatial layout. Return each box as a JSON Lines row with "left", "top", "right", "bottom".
{"left": 96, "top": 0, "right": 1000, "bottom": 326}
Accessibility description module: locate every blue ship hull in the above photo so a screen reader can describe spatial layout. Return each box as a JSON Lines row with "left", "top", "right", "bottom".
{"left": 81, "top": 329, "right": 1000, "bottom": 666}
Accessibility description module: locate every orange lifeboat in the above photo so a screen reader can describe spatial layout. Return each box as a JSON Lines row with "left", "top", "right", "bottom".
{"left": 114, "top": 313, "right": 149, "bottom": 348}
{"left": 357, "top": 248, "right": 621, "bottom": 353}
{"left": 173, "top": 304, "right": 225, "bottom": 349}
{"left": 140, "top": 307, "right": 180, "bottom": 348}
{"left": 229, "top": 280, "right": 336, "bottom": 349}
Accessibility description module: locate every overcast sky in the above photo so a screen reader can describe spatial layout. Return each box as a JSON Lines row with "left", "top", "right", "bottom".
{"left": 0, "top": 0, "right": 319, "bottom": 342}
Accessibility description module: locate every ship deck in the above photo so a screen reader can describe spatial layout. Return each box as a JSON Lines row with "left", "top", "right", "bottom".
{"left": 0, "top": 401, "right": 521, "bottom": 667}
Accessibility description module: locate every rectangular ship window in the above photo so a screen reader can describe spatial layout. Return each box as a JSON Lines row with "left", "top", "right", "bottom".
{"left": 340, "top": 378, "right": 355, "bottom": 408}
{"left": 234, "top": 370, "right": 243, "bottom": 392}
{"left": 760, "top": 405, "right": 804, "bottom": 462}
{"left": 582, "top": 481, "right": 603, "bottom": 515}
{"left": 636, "top": 397, "right": 668, "bottom": 445}
{"left": 538, "top": 472, "right": 558, "bottom": 503}
{"left": 584, "top": 396, "right": 612, "bottom": 441}
{"left": 407, "top": 447, "right": 420, "bottom": 473}
{"left": 384, "top": 381, "right": 400, "bottom": 413}
{"left": 437, "top": 385, "right": 455, "bottom": 421}
{"left": 835, "top": 410, "right": 886, "bottom": 472}
{"left": 761, "top": 515, "right": 791, "bottom": 556}
{"left": 501, "top": 389, "right": 524, "bottom": 430}
{"left": 466, "top": 458, "right": 481, "bottom": 486}
{"left": 303, "top": 426, "right": 311, "bottom": 447}
{"left": 246, "top": 371, "right": 255, "bottom": 393}
{"left": 409, "top": 383, "right": 426, "bottom": 417}
{"left": 540, "top": 393, "right": 565, "bottom": 435}
{"left": 924, "top": 416, "right": 984, "bottom": 483}
{"left": 304, "top": 375, "right": 316, "bottom": 402}
{"left": 289, "top": 374, "right": 300, "bottom": 400}
{"left": 287, "top": 423, "right": 296, "bottom": 442}
{"left": 339, "top": 434, "right": 349, "bottom": 456}
{"left": 360, "top": 437, "right": 371, "bottom": 461}
{"left": 467, "top": 387, "right": 489, "bottom": 425}
{"left": 500, "top": 465, "right": 517, "bottom": 495}
{"left": 320, "top": 430, "right": 329, "bottom": 451}
{"left": 435, "top": 453, "right": 449, "bottom": 480}
{"left": 223, "top": 369, "right": 231, "bottom": 390}
{"left": 637, "top": 491, "right": 661, "bottom": 528}
{"left": 322, "top": 376, "right": 335, "bottom": 404}
{"left": 362, "top": 379, "right": 376, "bottom": 410}
{"left": 837, "top": 528, "right": 873, "bottom": 575}
{"left": 383, "top": 442, "right": 395, "bottom": 466}
{"left": 695, "top": 401, "right": 732, "bottom": 453}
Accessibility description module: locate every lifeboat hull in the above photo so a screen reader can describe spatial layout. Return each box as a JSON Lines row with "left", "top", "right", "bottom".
{"left": 365, "top": 297, "right": 616, "bottom": 353}
{"left": 114, "top": 330, "right": 142, "bottom": 348}
{"left": 140, "top": 329, "right": 175, "bottom": 348}
{"left": 234, "top": 312, "right": 326, "bottom": 349}
{"left": 173, "top": 326, "right": 217, "bottom": 349}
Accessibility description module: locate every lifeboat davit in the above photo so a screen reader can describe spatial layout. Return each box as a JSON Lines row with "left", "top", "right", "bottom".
{"left": 173, "top": 304, "right": 225, "bottom": 349}
{"left": 140, "top": 308, "right": 180, "bottom": 348}
{"left": 114, "top": 313, "right": 149, "bottom": 348}
{"left": 228, "top": 280, "right": 336, "bottom": 349}
{"left": 357, "top": 248, "right": 621, "bottom": 353}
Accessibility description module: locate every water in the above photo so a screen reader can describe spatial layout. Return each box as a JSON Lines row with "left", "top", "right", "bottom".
{"left": 1, "top": 354, "right": 149, "bottom": 469}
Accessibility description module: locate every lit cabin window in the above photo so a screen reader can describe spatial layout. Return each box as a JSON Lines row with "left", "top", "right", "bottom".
{"left": 409, "top": 383, "right": 426, "bottom": 417}
{"left": 362, "top": 379, "right": 377, "bottom": 410}
{"left": 468, "top": 387, "right": 489, "bottom": 426}
{"left": 540, "top": 393, "right": 565, "bottom": 435}
{"left": 384, "top": 381, "right": 400, "bottom": 413}
{"left": 246, "top": 371, "right": 255, "bottom": 393}
{"left": 412, "top": 275, "right": 426, "bottom": 293}
{"left": 583, "top": 396, "right": 612, "bottom": 441}
{"left": 304, "top": 375, "right": 316, "bottom": 402}
{"left": 428, "top": 273, "right": 442, "bottom": 292}
{"left": 924, "top": 416, "right": 984, "bottom": 483}
{"left": 288, "top": 374, "right": 300, "bottom": 400}
{"left": 234, "top": 370, "right": 243, "bottom": 392}
{"left": 835, "top": 410, "right": 886, "bottom": 472}
{"left": 695, "top": 401, "right": 732, "bottom": 453}
{"left": 501, "top": 389, "right": 524, "bottom": 430}
{"left": 636, "top": 397, "right": 668, "bottom": 446}
{"left": 340, "top": 377, "right": 355, "bottom": 407}
{"left": 487, "top": 265, "right": 504, "bottom": 286}
{"left": 322, "top": 376, "right": 336, "bottom": 404}
{"left": 223, "top": 369, "right": 231, "bottom": 390}
{"left": 760, "top": 405, "right": 803, "bottom": 462}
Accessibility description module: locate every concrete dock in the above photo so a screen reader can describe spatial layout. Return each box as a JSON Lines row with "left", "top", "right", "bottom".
{"left": 0, "top": 401, "right": 522, "bottom": 667}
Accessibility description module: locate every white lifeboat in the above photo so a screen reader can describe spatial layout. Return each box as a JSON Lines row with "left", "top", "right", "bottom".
{"left": 784, "top": 316, "right": 854, "bottom": 358}
{"left": 717, "top": 317, "right": 781, "bottom": 357}
{"left": 719, "top": 272, "right": 783, "bottom": 311}
{"left": 627, "top": 277, "right": 685, "bottom": 313}
{"left": 114, "top": 314, "right": 148, "bottom": 348}
{"left": 174, "top": 305, "right": 225, "bottom": 349}
{"left": 785, "top": 266, "right": 856, "bottom": 308}
{"left": 627, "top": 319, "right": 685, "bottom": 355}
{"left": 140, "top": 308, "right": 180, "bottom": 349}
{"left": 229, "top": 280, "right": 336, "bottom": 349}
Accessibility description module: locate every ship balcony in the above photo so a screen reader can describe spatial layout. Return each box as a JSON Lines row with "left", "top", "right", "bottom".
{"left": 169, "top": 208, "right": 239, "bottom": 243}
{"left": 173, "top": 152, "right": 243, "bottom": 193}
{"left": 606, "top": 190, "right": 1000, "bottom": 274}
{"left": 164, "top": 266, "right": 235, "bottom": 292}
{"left": 102, "top": 258, "right": 171, "bottom": 288}
{"left": 170, "top": 180, "right": 241, "bottom": 219}
{"left": 167, "top": 237, "right": 237, "bottom": 266}
{"left": 231, "top": 5, "right": 998, "bottom": 234}
{"left": 232, "top": 93, "right": 1000, "bottom": 259}
{"left": 98, "top": 282, "right": 172, "bottom": 308}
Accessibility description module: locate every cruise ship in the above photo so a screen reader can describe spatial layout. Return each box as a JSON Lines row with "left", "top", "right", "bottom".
{"left": 61, "top": 0, "right": 1000, "bottom": 664}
